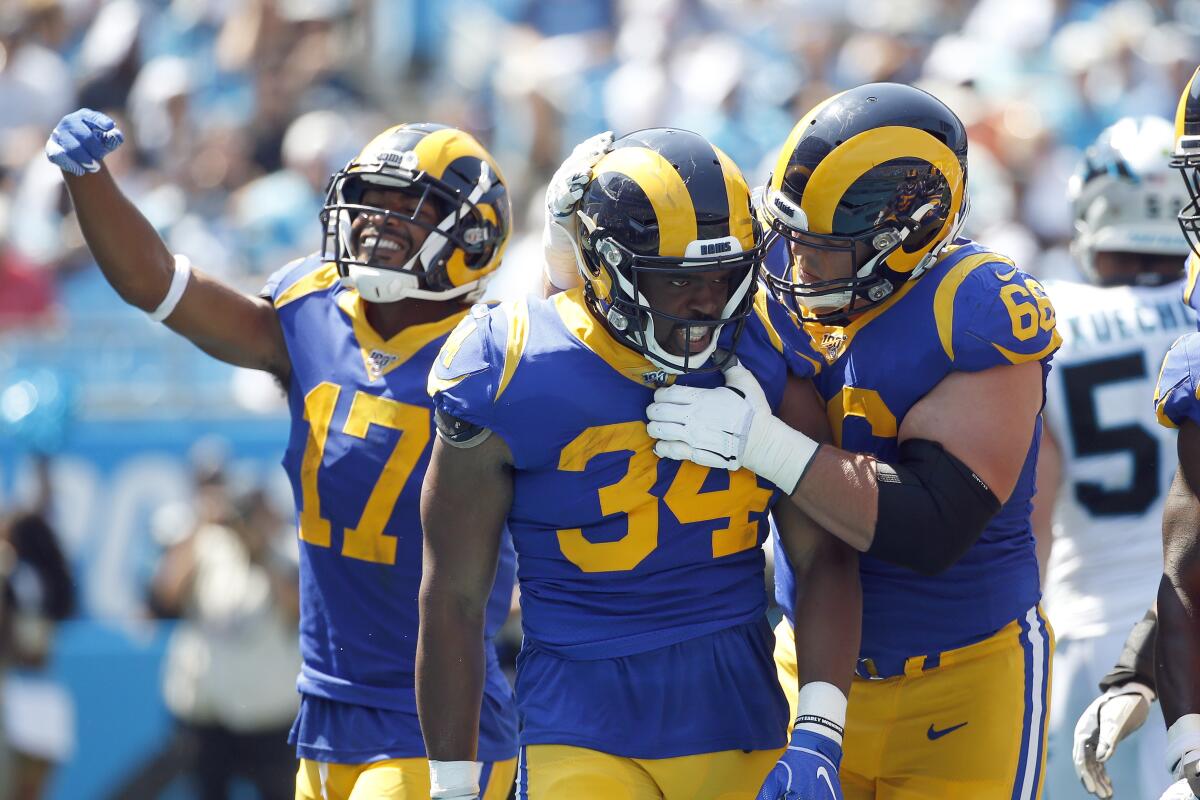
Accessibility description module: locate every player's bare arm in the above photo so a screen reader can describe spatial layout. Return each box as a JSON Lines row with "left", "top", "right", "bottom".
{"left": 757, "top": 374, "right": 859, "bottom": 798}
{"left": 774, "top": 373, "right": 859, "bottom": 693}
{"left": 1157, "top": 421, "right": 1200, "bottom": 793}
{"left": 48, "top": 110, "right": 289, "bottom": 379}
{"left": 416, "top": 428, "right": 512, "bottom": 765}
{"left": 1031, "top": 423, "right": 1062, "bottom": 584}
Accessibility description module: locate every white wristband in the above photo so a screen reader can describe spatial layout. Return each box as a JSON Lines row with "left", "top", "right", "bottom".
{"left": 794, "top": 681, "right": 848, "bottom": 746}
{"left": 1167, "top": 714, "right": 1200, "bottom": 778}
{"left": 429, "top": 759, "right": 481, "bottom": 799}
{"left": 745, "top": 413, "right": 819, "bottom": 494}
{"left": 542, "top": 215, "right": 585, "bottom": 292}
{"left": 148, "top": 254, "right": 192, "bottom": 322}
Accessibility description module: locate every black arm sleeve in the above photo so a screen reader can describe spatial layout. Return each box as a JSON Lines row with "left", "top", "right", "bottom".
{"left": 1099, "top": 608, "right": 1158, "bottom": 693}
{"left": 866, "top": 438, "right": 1002, "bottom": 576}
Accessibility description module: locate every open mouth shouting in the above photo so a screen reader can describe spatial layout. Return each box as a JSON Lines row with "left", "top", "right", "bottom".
{"left": 671, "top": 323, "right": 714, "bottom": 356}
{"left": 355, "top": 228, "right": 414, "bottom": 267}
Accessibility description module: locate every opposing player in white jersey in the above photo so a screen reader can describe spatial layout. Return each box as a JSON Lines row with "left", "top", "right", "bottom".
{"left": 1037, "top": 116, "right": 1191, "bottom": 799}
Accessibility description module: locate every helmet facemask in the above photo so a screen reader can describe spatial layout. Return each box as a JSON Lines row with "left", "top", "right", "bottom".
{"left": 580, "top": 224, "right": 761, "bottom": 375}
{"left": 321, "top": 157, "right": 500, "bottom": 303}
{"left": 762, "top": 186, "right": 964, "bottom": 323}
{"left": 1173, "top": 143, "right": 1200, "bottom": 259}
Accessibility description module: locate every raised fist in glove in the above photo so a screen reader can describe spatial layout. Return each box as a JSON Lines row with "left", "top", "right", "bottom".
{"left": 546, "top": 131, "right": 614, "bottom": 220}
{"left": 46, "top": 109, "right": 125, "bottom": 176}
{"left": 543, "top": 131, "right": 613, "bottom": 291}
{"left": 1073, "top": 682, "right": 1154, "bottom": 798}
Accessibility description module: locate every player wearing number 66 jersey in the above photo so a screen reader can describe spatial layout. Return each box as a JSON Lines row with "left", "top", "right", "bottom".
{"left": 45, "top": 111, "right": 519, "bottom": 799}
{"left": 418, "top": 128, "right": 859, "bottom": 799}
{"left": 644, "top": 84, "right": 1062, "bottom": 798}
{"left": 1035, "top": 116, "right": 1189, "bottom": 800}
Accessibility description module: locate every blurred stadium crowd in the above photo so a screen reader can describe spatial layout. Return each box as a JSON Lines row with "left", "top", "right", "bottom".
{"left": 1, "top": 0, "right": 1198, "bottom": 351}
{"left": 1, "top": 0, "right": 1199, "bottom": 797}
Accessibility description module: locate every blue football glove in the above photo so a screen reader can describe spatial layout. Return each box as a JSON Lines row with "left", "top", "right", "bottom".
{"left": 45, "top": 109, "right": 124, "bottom": 176}
{"left": 757, "top": 729, "right": 844, "bottom": 800}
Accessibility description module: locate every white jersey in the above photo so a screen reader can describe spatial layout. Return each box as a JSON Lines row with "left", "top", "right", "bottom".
{"left": 1042, "top": 277, "right": 1191, "bottom": 640}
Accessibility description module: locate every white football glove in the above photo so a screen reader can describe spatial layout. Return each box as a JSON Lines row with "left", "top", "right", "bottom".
{"left": 647, "top": 360, "right": 818, "bottom": 493}
{"left": 543, "top": 131, "right": 613, "bottom": 291}
{"left": 1073, "top": 682, "right": 1155, "bottom": 798}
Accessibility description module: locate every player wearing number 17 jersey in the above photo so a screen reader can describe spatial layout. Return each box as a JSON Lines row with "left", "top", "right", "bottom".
{"left": 44, "top": 112, "right": 519, "bottom": 799}
{"left": 418, "top": 128, "right": 859, "bottom": 800}
{"left": 1035, "top": 116, "right": 1189, "bottom": 800}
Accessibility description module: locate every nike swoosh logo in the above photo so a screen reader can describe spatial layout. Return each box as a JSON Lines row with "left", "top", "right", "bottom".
{"left": 927, "top": 721, "right": 968, "bottom": 740}
{"left": 816, "top": 765, "right": 836, "bottom": 796}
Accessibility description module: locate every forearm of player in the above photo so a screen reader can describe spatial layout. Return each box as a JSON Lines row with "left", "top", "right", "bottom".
{"left": 1159, "top": 424, "right": 1200, "bottom": 726}
{"left": 416, "top": 434, "right": 512, "bottom": 761}
{"left": 66, "top": 168, "right": 289, "bottom": 375}
{"left": 783, "top": 507, "right": 861, "bottom": 695}
{"left": 785, "top": 447, "right": 879, "bottom": 552}
{"left": 64, "top": 167, "right": 177, "bottom": 311}
{"left": 416, "top": 586, "right": 487, "bottom": 761}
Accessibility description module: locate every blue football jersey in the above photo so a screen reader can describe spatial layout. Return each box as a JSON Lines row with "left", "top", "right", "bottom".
{"left": 1155, "top": 332, "right": 1200, "bottom": 429}
{"left": 769, "top": 239, "right": 1061, "bottom": 664}
{"left": 263, "top": 254, "right": 517, "bottom": 762}
{"left": 428, "top": 287, "right": 808, "bottom": 757}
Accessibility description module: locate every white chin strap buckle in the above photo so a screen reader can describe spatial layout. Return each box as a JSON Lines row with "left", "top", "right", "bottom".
{"left": 348, "top": 265, "right": 420, "bottom": 302}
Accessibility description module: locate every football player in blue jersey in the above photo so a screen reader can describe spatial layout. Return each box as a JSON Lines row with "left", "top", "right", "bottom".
{"left": 1077, "top": 65, "right": 1200, "bottom": 800}
{"left": 1153, "top": 61, "right": 1200, "bottom": 800}
{"left": 44, "top": 109, "right": 521, "bottom": 800}
{"left": 1035, "top": 116, "right": 1186, "bottom": 800}
{"left": 646, "top": 83, "right": 1060, "bottom": 799}
{"left": 417, "top": 127, "right": 860, "bottom": 799}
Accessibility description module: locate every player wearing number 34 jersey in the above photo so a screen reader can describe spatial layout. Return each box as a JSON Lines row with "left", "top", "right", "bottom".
{"left": 417, "top": 128, "right": 859, "bottom": 800}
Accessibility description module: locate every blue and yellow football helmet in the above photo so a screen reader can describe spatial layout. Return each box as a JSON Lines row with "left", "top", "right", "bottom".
{"left": 321, "top": 123, "right": 510, "bottom": 303}
{"left": 575, "top": 127, "right": 763, "bottom": 373}
{"left": 760, "top": 82, "right": 969, "bottom": 321}
{"left": 1173, "top": 65, "right": 1200, "bottom": 258}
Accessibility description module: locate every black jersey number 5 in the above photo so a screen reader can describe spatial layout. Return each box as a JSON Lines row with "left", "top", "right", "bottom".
{"left": 1062, "top": 353, "right": 1160, "bottom": 517}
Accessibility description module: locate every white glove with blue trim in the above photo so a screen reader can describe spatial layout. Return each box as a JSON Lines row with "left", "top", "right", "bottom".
{"left": 543, "top": 131, "right": 613, "bottom": 291}
{"left": 45, "top": 109, "right": 125, "bottom": 176}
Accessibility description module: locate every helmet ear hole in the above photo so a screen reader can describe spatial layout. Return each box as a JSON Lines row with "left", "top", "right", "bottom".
{"left": 901, "top": 208, "right": 948, "bottom": 254}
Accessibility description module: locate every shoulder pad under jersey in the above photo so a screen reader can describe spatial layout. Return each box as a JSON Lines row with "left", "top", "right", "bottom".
{"left": 747, "top": 285, "right": 823, "bottom": 378}
{"left": 262, "top": 253, "right": 338, "bottom": 308}
{"left": 428, "top": 298, "right": 532, "bottom": 432}
{"left": 933, "top": 251, "right": 1061, "bottom": 371}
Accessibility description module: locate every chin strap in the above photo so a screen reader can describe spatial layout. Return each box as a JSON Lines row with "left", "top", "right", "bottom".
{"left": 344, "top": 162, "right": 496, "bottom": 301}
